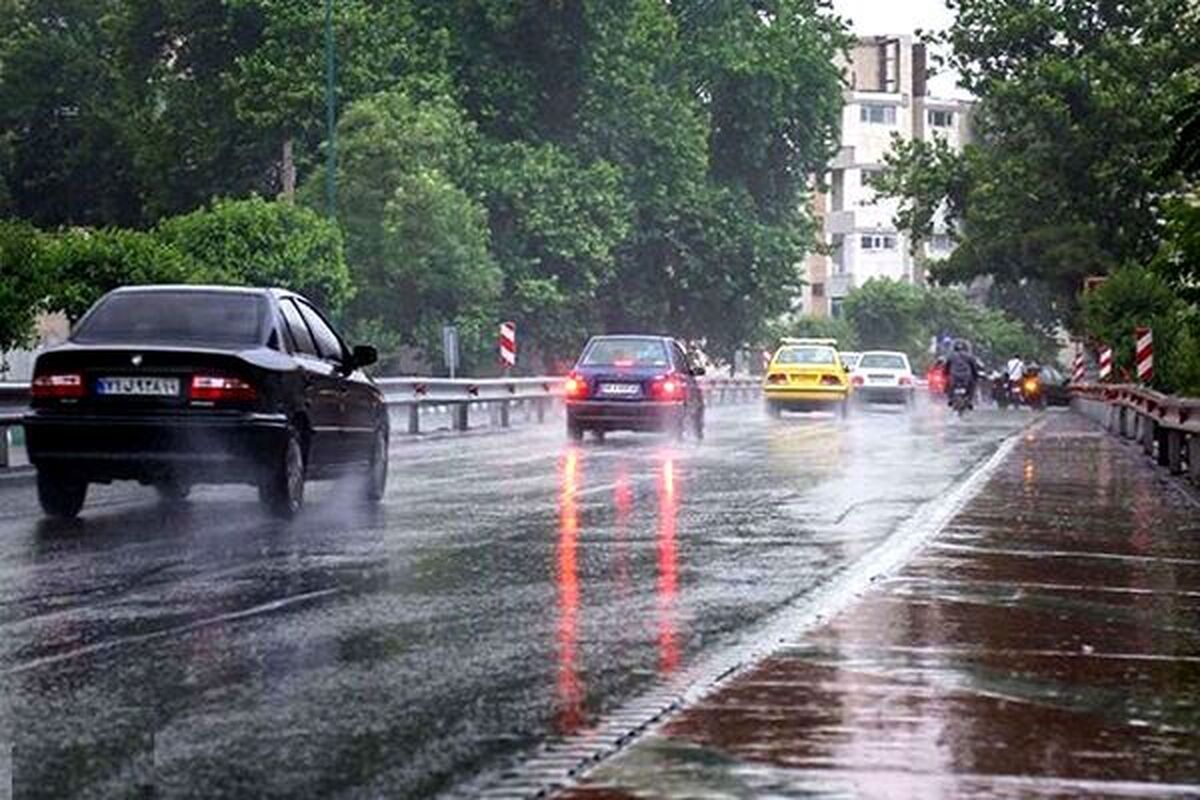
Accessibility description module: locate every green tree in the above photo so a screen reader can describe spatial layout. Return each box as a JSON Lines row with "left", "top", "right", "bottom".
{"left": 156, "top": 196, "right": 351, "bottom": 313}
{"left": 1081, "top": 266, "right": 1200, "bottom": 393}
{"left": 876, "top": 0, "right": 1200, "bottom": 331}
{"left": 301, "top": 87, "right": 500, "bottom": 366}
{"left": 842, "top": 279, "right": 928, "bottom": 358}
{"left": 0, "top": 218, "right": 50, "bottom": 352}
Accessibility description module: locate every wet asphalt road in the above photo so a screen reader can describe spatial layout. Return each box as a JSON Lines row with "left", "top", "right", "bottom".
{"left": 0, "top": 398, "right": 1032, "bottom": 798}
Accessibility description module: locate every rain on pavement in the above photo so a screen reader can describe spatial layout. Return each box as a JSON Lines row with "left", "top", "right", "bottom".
{"left": 0, "top": 400, "right": 1032, "bottom": 798}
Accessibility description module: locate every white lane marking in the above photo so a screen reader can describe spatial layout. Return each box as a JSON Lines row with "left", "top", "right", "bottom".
{"left": 3, "top": 587, "right": 341, "bottom": 675}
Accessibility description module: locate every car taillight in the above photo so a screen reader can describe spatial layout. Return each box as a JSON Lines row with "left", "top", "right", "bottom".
{"left": 820, "top": 374, "right": 842, "bottom": 386}
{"left": 651, "top": 374, "right": 684, "bottom": 400}
{"left": 766, "top": 373, "right": 787, "bottom": 385}
{"left": 564, "top": 373, "right": 588, "bottom": 399}
{"left": 899, "top": 376, "right": 913, "bottom": 386}
{"left": 189, "top": 375, "right": 257, "bottom": 403}
{"left": 851, "top": 375, "right": 864, "bottom": 386}
{"left": 31, "top": 373, "right": 85, "bottom": 399}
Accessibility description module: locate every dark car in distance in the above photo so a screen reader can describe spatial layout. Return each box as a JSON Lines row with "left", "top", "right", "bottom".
{"left": 563, "top": 335, "right": 705, "bottom": 441}
{"left": 25, "top": 286, "right": 388, "bottom": 519}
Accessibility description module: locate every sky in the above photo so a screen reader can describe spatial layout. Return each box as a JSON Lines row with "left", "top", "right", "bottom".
{"left": 831, "top": 0, "right": 969, "bottom": 99}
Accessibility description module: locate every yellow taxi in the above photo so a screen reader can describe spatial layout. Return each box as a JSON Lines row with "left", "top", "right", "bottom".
{"left": 763, "top": 338, "right": 852, "bottom": 417}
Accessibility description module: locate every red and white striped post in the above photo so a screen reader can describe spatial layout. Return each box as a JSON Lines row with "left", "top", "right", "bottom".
{"left": 499, "top": 321, "right": 517, "bottom": 370}
{"left": 1072, "top": 347, "right": 1086, "bottom": 384}
{"left": 1135, "top": 326, "right": 1153, "bottom": 384}
{"left": 1098, "top": 346, "right": 1113, "bottom": 382}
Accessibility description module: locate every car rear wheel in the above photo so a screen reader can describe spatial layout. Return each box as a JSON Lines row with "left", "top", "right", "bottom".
{"left": 259, "top": 428, "right": 305, "bottom": 519}
{"left": 365, "top": 428, "right": 388, "bottom": 503}
{"left": 668, "top": 415, "right": 686, "bottom": 441}
{"left": 567, "top": 416, "right": 584, "bottom": 442}
{"left": 692, "top": 407, "right": 705, "bottom": 440}
{"left": 766, "top": 401, "right": 782, "bottom": 419}
{"left": 37, "top": 469, "right": 88, "bottom": 519}
{"left": 154, "top": 479, "right": 191, "bottom": 504}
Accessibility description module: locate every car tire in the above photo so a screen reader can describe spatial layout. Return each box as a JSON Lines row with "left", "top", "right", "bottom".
{"left": 567, "top": 416, "right": 584, "bottom": 442}
{"left": 766, "top": 401, "right": 782, "bottom": 419}
{"left": 154, "top": 480, "right": 191, "bottom": 504}
{"left": 693, "top": 407, "right": 705, "bottom": 440}
{"left": 259, "top": 427, "right": 305, "bottom": 519}
{"left": 365, "top": 427, "right": 388, "bottom": 503}
{"left": 37, "top": 469, "right": 87, "bottom": 519}
{"left": 669, "top": 414, "right": 686, "bottom": 441}
{"left": 838, "top": 400, "right": 850, "bottom": 419}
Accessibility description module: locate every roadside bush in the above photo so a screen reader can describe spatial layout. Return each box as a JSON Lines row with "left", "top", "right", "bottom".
{"left": 0, "top": 218, "right": 51, "bottom": 351}
{"left": 157, "top": 196, "right": 352, "bottom": 315}
{"left": 41, "top": 227, "right": 201, "bottom": 322}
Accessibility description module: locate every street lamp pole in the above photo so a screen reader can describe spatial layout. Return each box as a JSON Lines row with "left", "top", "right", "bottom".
{"left": 324, "top": 0, "right": 337, "bottom": 219}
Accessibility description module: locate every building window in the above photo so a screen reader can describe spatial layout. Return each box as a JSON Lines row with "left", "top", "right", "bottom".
{"left": 860, "top": 103, "right": 896, "bottom": 125}
{"left": 812, "top": 282, "right": 826, "bottom": 298}
{"left": 928, "top": 109, "right": 954, "bottom": 128}
{"left": 830, "top": 298, "right": 845, "bottom": 318}
{"left": 860, "top": 234, "right": 897, "bottom": 251}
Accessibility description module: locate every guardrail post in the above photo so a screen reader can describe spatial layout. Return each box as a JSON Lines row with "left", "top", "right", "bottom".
{"left": 1140, "top": 414, "right": 1156, "bottom": 457}
{"left": 407, "top": 404, "right": 420, "bottom": 435}
{"left": 0, "top": 425, "right": 10, "bottom": 469}
{"left": 499, "top": 400, "right": 511, "bottom": 428}
{"left": 1165, "top": 429, "right": 1184, "bottom": 474}
{"left": 1157, "top": 426, "right": 1172, "bottom": 468}
{"left": 454, "top": 403, "right": 469, "bottom": 432}
{"left": 1189, "top": 435, "right": 1199, "bottom": 485}
{"left": 536, "top": 398, "right": 546, "bottom": 424}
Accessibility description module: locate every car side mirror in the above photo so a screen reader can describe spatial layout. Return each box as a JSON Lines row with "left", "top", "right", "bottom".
{"left": 351, "top": 344, "right": 378, "bottom": 370}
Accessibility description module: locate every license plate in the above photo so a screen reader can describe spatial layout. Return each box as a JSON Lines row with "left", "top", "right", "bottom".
{"left": 867, "top": 374, "right": 895, "bottom": 383}
{"left": 599, "top": 382, "right": 640, "bottom": 397}
{"left": 95, "top": 376, "right": 180, "bottom": 397}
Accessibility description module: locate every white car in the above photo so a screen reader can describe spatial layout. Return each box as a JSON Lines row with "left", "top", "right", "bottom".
{"left": 851, "top": 350, "right": 915, "bottom": 404}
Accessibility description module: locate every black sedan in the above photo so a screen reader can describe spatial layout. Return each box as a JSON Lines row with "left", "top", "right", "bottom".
{"left": 25, "top": 285, "right": 388, "bottom": 519}
{"left": 564, "top": 335, "right": 705, "bottom": 441}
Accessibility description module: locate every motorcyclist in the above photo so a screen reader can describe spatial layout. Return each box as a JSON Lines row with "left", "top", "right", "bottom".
{"left": 1006, "top": 353, "right": 1026, "bottom": 395}
{"left": 946, "top": 340, "right": 980, "bottom": 407}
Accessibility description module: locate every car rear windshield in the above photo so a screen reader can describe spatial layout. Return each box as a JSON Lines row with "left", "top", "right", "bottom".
{"left": 582, "top": 338, "right": 670, "bottom": 367}
{"left": 73, "top": 291, "right": 267, "bottom": 347}
{"left": 859, "top": 354, "right": 908, "bottom": 370}
{"left": 775, "top": 346, "right": 836, "bottom": 365}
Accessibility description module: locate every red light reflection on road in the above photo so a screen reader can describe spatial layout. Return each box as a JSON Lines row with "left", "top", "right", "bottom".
{"left": 555, "top": 447, "right": 584, "bottom": 733}
{"left": 613, "top": 467, "right": 633, "bottom": 600}
{"left": 657, "top": 456, "right": 680, "bottom": 676}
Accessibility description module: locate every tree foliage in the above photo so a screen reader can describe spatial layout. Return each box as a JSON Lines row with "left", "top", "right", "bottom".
{"left": 1, "top": 0, "right": 852, "bottom": 369}
{"left": 1081, "top": 266, "right": 1200, "bottom": 394}
{"left": 876, "top": 0, "right": 1200, "bottom": 332}
{"left": 157, "top": 196, "right": 351, "bottom": 314}
{"left": 0, "top": 218, "right": 50, "bottom": 352}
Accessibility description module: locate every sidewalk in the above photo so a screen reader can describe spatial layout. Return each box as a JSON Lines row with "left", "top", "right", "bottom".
{"left": 560, "top": 413, "right": 1200, "bottom": 799}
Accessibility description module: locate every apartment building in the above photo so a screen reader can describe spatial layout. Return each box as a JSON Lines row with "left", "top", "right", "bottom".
{"left": 803, "top": 35, "right": 973, "bottom": 317}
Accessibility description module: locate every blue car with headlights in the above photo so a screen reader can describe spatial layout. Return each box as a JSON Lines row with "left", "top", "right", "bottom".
{"left": 563, "top": 335, "right": 705, "bottom": 441}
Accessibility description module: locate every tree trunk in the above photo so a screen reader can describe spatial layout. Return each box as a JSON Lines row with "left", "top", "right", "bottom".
{"left": 279, "top": 137, "right": 296, "bottom": 201}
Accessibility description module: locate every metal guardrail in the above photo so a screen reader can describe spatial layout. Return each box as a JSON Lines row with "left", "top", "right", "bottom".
{"left": 0, "top": 376, "right": 763, "bottom": 468}
{"left": 1072, "top": 383, "right": 1200, "bottom": 483}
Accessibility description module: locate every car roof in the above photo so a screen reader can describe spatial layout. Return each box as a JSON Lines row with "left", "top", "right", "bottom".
{"left": 859, "top": 350, "right": 909, "bottom": 358}
{"left": 780, "top": 337, "right": 838, "bottom": 347}
{"left": 108, "top": 284, "right": 272, "bottom": 297}
{"left": 588, "top": 334, "right": 674, "bottom": 343}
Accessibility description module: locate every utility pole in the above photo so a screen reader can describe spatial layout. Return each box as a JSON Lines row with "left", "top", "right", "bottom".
{"left": 324, "top": 0, "right": 337, "bottom": 219}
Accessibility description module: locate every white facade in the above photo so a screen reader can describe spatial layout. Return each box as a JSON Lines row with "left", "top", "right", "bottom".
{"left": 802, "top": 36, "right": 973, "bottom": 317}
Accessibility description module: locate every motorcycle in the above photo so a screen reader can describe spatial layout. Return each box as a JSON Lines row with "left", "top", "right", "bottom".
{"left": 950, "top": 383, "right": 972, "bottom": 417}
{"left": 991, "top": 373, "right": 1009, "bottom": 409}
{"left": 1020, "top": 370, "right": 1046, "bottom": 410}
